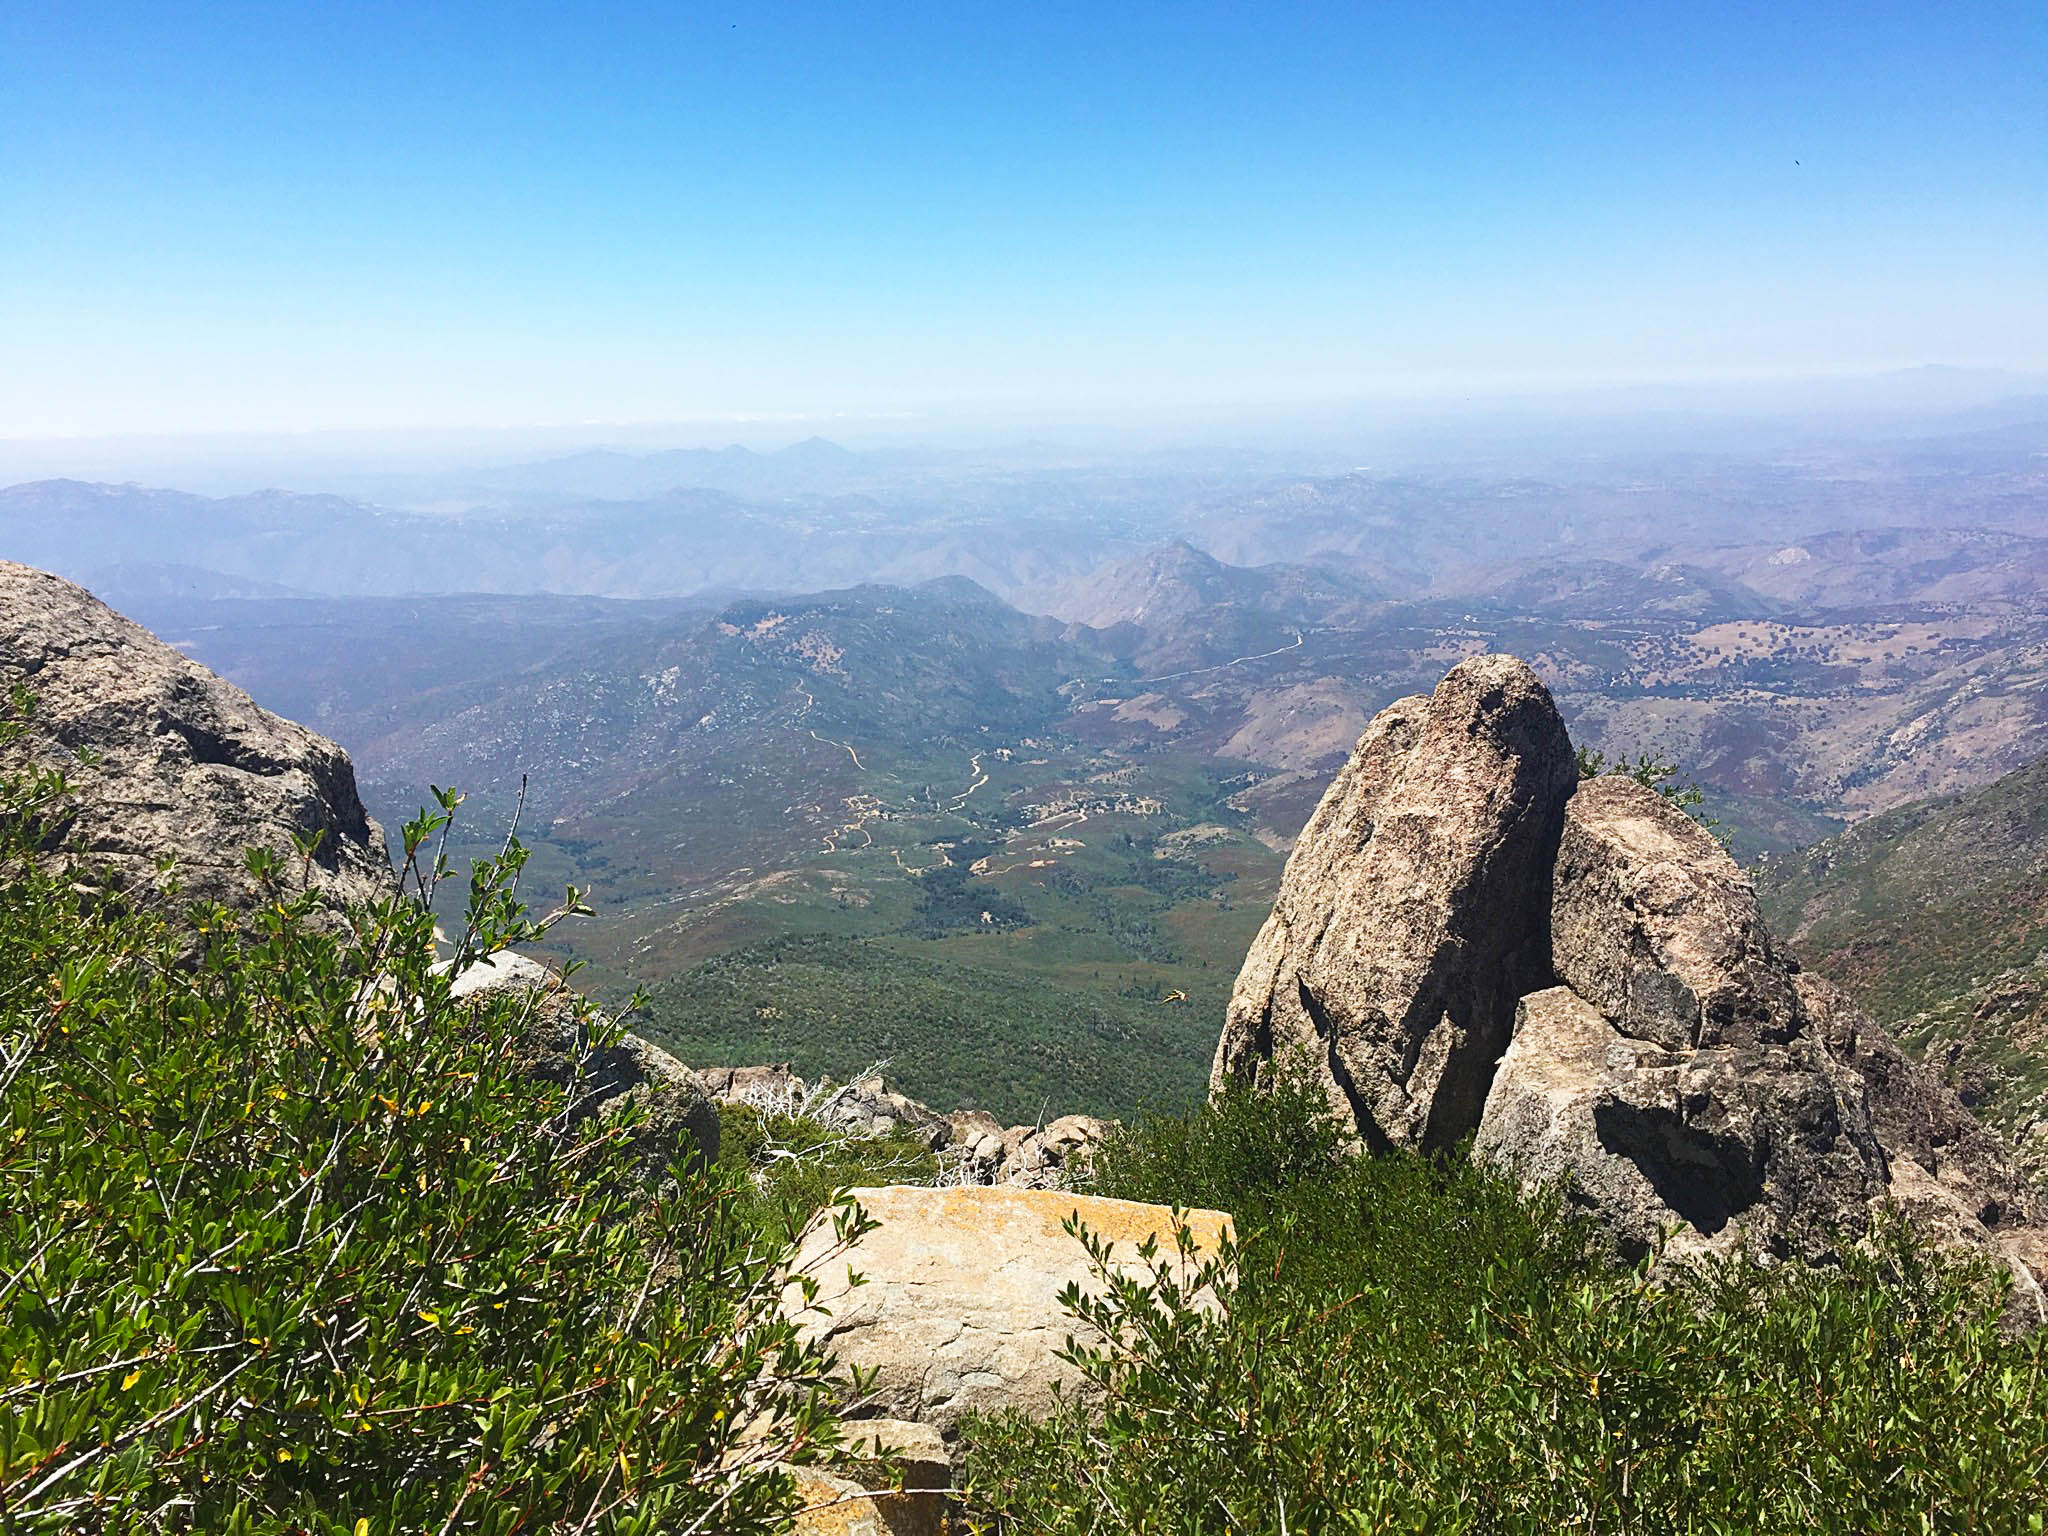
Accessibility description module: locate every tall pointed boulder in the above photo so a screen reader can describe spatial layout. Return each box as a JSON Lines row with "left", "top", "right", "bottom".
{"left": 1212, "top": 654, "right": 1578, "bottom": 1150}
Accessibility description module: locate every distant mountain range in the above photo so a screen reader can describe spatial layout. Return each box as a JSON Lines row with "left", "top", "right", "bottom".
{"left": 11, "top": 409, "right": 2048, "bottom": 614}
{"left": 0, "top": 476, "right": 1115, "bottom": 603}
{"left": 454, "top": 435, "right": 868, "bottom": 502}
{"left": 13, "top": 423, "right": 2048, "bottom": 1095}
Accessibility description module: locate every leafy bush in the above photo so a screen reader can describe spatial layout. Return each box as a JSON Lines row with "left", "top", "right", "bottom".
{"left": 0, "top": 704, "right": 862, "bottom": 1533}
{"left": 1082, "top": 1066, "right": 1351, "bottom": 1221}
{"left": 963, "top": 1081, "right": 2048, "bottom": 1533}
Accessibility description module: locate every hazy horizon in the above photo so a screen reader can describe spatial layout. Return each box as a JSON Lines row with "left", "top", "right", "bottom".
{"left": 3, "top": 361, "right": 2045, "bottom": 496}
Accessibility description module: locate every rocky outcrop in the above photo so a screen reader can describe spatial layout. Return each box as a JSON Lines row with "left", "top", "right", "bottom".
{"left": 0, "top": 561, "right": 393, "bottom": 916}
{"left": 1474, "top": 985, "right": 1889, "bottom": 1265}
{"left": 1801, "top": 974, "right": 2048, "bottom": 1292}
{"left": 1220, "top": 654, "right": 2048, "bottom": 1308}
{"left": 1550, "top": 776, "right": 1804, "bottom": 1053}
{"left": 452, "top": 951, "right": 720, "bottom": 1171}
{"left": 1478, "top": 777, "right": 2046, "bottom": 1299}
{"left": 699, "top": 1064, "right": 1108, "bottom": 1189}
{"left": 1476, "top": 776, "right": 1893, "bottom": 1264}
{"left": 1213, "top": 655, "right": 1579, "bottom": 1151}
{"left": 784, "top": 1186, "right": 1231, "bottom": 1439}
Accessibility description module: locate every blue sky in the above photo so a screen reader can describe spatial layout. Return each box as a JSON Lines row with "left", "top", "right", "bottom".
{"left": 3, "top": 1, "right": 2044, "bottom": 435}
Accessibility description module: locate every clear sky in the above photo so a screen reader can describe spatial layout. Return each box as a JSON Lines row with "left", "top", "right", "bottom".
{"left": 4, "top": 1, "right": 2045, "bottom": 436}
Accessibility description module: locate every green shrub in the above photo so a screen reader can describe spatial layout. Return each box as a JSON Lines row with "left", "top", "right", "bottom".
{"left": 0, "top": 703, "right": 863, "bottom": 1533}
{"left": 716, "top": 1100, "right": 939, "bottom": 1244}
{"left": 1082, "top": 1065, "right": 1352, "bottom": 1220}
{"left": 1576, "top": 744, "right": 1721, "bottom": 838}
{"left": 962, "top": 1080, "right": 2048, "bottom": 1534}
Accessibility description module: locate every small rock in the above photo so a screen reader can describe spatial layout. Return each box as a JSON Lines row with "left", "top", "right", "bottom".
{"left": 452, "top": 952, "right": 720, "bottom": 1172}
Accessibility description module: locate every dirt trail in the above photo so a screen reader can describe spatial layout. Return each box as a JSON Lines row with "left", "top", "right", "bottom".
{"left": 1138, "top": 630, "right": 1305, "bottom": 685}
{"left": 948, "top": 749, "right": 988, "bottom": 810}
{"left": 792, "top": 685, "right": 868, "bottom": 771}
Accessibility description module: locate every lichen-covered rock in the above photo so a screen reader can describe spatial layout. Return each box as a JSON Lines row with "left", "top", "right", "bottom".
{"left": 1212, "top": 655, "right": 1578, "bottom": 1150}
{"left": 1474, "top": 986, "right": 1888, "bottom": 1264}
{"left": 783, "top": 1186, "right": 1232, "bottom": 1439}
{"left": 451, "top": 951, "right": 719, "bottom": 1171}
{"left": 1481, "top": 772, "right": 1891, "bottom": 1260}
{"left": 841, "top": 1418, "right": 952, "bottom": 1490}
{"left": 1479, "top": 777, "right": 1896, "bottom": 1263}
{"left": 1551, "top": 775, "right": 1802, "bottom": 1051}
{"left": 0, "top": 560, "right": 393, "bottom": 917}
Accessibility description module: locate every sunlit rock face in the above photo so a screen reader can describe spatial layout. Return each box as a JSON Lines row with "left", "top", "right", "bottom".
{"left": 1214, "top": 654, "right": 1578, "bottom": 1152}
{"left": 0, "top": 559, "right": 394, "bottom": 919}
{"left": 1217, "top": 652, "right": 2048, "bottom": 1316}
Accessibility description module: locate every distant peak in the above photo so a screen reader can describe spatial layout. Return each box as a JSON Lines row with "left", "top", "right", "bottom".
{"left": 776, "top": 435, "right": 858, "bottom": 463}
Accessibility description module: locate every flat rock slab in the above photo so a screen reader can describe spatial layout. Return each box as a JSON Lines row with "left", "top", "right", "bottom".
{"left": 785, "top": 1186, "right": 1232, "bottom": 1439}
{"left": 788, "top": 1467, "right": 946, "bottom": 1536}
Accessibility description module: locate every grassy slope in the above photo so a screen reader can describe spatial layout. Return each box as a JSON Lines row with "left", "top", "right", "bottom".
{"left": 637, "top": 934, "right": 1222, "bottom": 1123}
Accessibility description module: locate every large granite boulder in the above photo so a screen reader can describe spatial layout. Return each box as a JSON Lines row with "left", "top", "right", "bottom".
{"left": 1476, "top": 775, "right": 1891, "bottom": 1262}
{"left": 1473, "top": 986, "right": 1887, "bottom": 1264}
{"left": 451, "top": 951, "right": 720, "bottom": 1172}
{"left": 1212, "top": 655, "right": 1578, "bottom": 1150}
{"left": 783, "top": 1186, "right": 1232, "bottom": 1439}
{"left": 1472, "top": 774, "right": 2046, "bottom": 1308}
{"left": 1217, "top": 653, "right": 2048, "bottom": 1310}
{"left": 0, "top": 561, "right": 393, "bottom": 916}
{"left": 1550, "top": 774, "right": 1804, "bottom": 1052}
